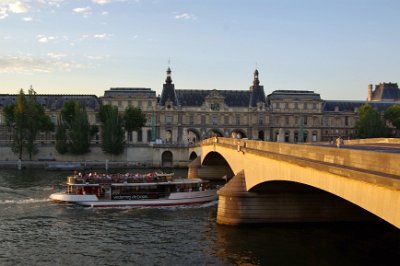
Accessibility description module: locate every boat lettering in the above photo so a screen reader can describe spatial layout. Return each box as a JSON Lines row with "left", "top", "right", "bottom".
{"left": 112, "top": 194, "right": 150, "bottom": 200}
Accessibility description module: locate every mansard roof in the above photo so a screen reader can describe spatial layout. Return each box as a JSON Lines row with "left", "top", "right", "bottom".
{"left": 323, "top": 100, "right": 394, "bottom": 112}
{"left": 175, "top": 90, "right": 251, "bottom": 107}
{"left": 103, "top": 88, "right": 156, "bottom": 98}
{"left": 370, "top": 83, "right": 400, "bottom": 101}
{"left": 0, "top": 94, "right": 101, "bottom": 110}
{"left": 267, "top": 90, "right": 321, "bottom": 100}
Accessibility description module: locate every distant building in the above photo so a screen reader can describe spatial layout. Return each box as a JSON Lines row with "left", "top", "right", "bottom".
{"left": 367, "top": 83, "right": 400, "bottom": 102}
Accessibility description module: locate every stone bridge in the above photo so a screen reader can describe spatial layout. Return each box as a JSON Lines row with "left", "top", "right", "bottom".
{"left": 188, "top": 138, "right": 400, "bottom": 228}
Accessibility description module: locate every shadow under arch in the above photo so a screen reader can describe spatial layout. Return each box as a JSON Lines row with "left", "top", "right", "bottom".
{"left": 249, "top": 180, "right": 379, "bottom": 222}
{"left": 201, "top": 151, "right": 234, "bottom": 181}
{"left": 189, "top": 151, "right": 198, "bottom": 161}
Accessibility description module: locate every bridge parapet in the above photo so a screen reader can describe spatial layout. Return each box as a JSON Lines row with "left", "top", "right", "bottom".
{"left": 203, "top": 137, "right": 400, "bottom": 180}
{"left": 201, "top": 137, "right": 400, "bottom": 227}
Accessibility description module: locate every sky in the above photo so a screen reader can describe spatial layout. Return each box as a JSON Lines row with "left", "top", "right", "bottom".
{"left": 0, "top": 0, "right": 399, "bottom": 100}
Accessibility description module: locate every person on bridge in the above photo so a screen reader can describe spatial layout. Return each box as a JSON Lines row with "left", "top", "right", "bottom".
{"left": 336, "top": 136, "right": 343, "bottom": 148}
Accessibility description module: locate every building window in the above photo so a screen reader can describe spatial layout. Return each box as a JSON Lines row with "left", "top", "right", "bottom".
{"left": 189, "top": 115, "right": 194, "bottom": 125}
{"left": 236, "top": 115, "right": 240, "bottom": 125}
{"left": 345, "top": 116, "right": 349, "bottom": 126}
{"left": 148, "top": 101, "right": 152, "bottom": 107}
{"left": 147, "top": 130, "right": 152, "bottom": 142}
{"left": 137, "top": 130, "right": 143, "bottom": 142}
{"left": 323, "top": 117, "right": 328, "bottom": 126}
{"left": 118, "top": 101, "right": 122, "bottom": 107}
{"left": 201, "top": 116, "right": 205, "bottom": 125}
{"left": 224, "top": 116, "right": 229, "bottom": 125}
{"left": 258, "top": 115, "right": 263, "bottom": 125}
{"left": 285, "top": 116, "right": 289, "bottom": 125}
{"left": 304, "top": 116, "right": 308, "bottom": 125}
{"left": 165, "top": 116, "right": 172, "bottom": 125}
{"left": 212, "top": 116, "right": 218, "bottom": 125}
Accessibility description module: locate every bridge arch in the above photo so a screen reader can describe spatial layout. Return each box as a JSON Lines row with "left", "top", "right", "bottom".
{"left": 189, "top": 151, "right": 198, "bottom": 161}
{"left": 200, "top": 137, "right": 400, "bottom": 227}
{"left": 201, "top": 151, "right": 234, "bottom": 181}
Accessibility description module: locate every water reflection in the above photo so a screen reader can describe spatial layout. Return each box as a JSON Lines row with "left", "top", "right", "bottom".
{"left": 1, "top": 169, "right": 400, "bottom": 266}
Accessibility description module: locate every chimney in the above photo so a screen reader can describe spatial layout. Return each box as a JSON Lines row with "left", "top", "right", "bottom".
{"left": 367, "top": 84, "right": 373, "bottom": 101}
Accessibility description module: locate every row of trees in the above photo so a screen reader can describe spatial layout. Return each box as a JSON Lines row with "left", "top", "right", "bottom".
{"left": 4, "top": 89, "right": 146, "bottom": 160}
{"left": 3, "top": 89, "right": 400, "bottom": 160}
{"left": 356, "top": 104, "right": 400, "bottom": 138}
{"left": 3, "top": 88, "right": 54, "bottom": 160}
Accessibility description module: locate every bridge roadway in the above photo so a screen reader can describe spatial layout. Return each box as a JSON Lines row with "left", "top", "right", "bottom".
{"left": 190, "top": 138, "right": 400, "bottom": 228}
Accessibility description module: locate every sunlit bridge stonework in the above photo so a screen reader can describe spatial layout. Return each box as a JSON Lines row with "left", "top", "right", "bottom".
{"left": 189, "top": 137, "right": 400, "bottom": 228}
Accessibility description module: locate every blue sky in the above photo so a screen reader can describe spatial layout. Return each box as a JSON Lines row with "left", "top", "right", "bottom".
{"left": 1, "top": 0, "right": 399, "bottom": 100}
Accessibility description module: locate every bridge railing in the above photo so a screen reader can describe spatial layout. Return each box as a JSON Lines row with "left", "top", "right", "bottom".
{"left": 203, "top": 137, "right": 400, "bottom": 178}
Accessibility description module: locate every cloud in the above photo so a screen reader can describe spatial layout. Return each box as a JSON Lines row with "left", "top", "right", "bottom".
{"left": 37, "top": 0, "right": 65, "bottom": 7}
{"left": 73, "top": 6, "right": 91, "bottom": 15}
{"left": 0, "top": 0, "right": 29, "bottom": 19}
{"left": 37, "top": 35, "right": 55, "bottom": 43}
{"left": 8, "top": 1, "right": 29, "bottom": 13}
{"left": 0, "top": 8, "right": 8, "bottom": 20}
{"left": 91, "top": 0, "right": 112, "bottom": 4}
{"left": 0, "top": 54, "right": 83, "bottom": 74}
{"left": 47, "top": 52, "right": 67, "bottom": 59}
{"left": 91, "top": 0, "right": 134, "bottom": 4}
{"left": 22, "top": 16, "right": 32, "bottom": 21}
{"left": 175, "top": 13, "right": 197, "bottom": 20}
{"left": 93, "top": 33, "right": 110, "bottom": 39}
{"left": 85, "top": 54, "right": 110, "bottom": 60}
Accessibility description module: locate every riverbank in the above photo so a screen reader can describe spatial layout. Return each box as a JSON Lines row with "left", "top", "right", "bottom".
{"left": 0, "top": 160, "right": 158, "bottom": 170}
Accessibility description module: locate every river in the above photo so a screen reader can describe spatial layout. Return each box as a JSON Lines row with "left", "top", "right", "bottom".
{"left": 0, "top": 168, "right": 399, "bottom": 266}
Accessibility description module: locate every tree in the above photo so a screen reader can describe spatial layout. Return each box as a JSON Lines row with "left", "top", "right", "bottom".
{"left": 356, "top": 104, "right": 388, "bottom": 138}
{"left": 123, "top": 106, "right": 147, "bottom": 142}
{"left": 99, "top": 105, "right": 125, "bottom": 155}
{"left": 55, "top": 121, "right": 68, "bottom": 154}
{"left": 56, "top": 101, "right": 97, "bottom": 155}
{"left": 3, "top": 88, "right": 54, "bottom": 160}
{"left": 384, "top": 104, "right": 400, "bottom": 136}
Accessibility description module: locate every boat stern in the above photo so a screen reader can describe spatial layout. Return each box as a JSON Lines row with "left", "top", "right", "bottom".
{"left": 49, "top": 192, "right": 98, "bottom": 203}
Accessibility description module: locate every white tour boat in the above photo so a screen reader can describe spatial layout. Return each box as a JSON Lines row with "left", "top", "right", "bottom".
{"left": 50, "top": 172, "right": 217, "bottom": 207}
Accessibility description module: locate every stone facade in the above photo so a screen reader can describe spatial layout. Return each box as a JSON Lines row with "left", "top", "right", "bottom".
{"left": 0, "top": 68, "right": 398, "bottom": 166}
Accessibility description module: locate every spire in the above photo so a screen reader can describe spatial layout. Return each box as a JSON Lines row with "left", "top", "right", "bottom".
{"left": 165, "top": 67, "right": 172, "bottom": 84}
{"left": 249, "top": 69, "right": 266, "bottom": 107}
{"left": 253, "top": 69, "right": 260, "bottom": 86}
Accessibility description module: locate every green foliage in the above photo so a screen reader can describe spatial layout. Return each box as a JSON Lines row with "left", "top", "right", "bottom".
{"left": 99, "top": 105, "right": 124, "bottom": 155}
{"left": 356, "top": 104, "right": 388, "bottom": 138}
{"left": 123, "top": 106, "right": 146, "bottom": 142}
{"left": 123, "top": 107, "right": 147, "bottom": 132}
{"left": 55, "top": 122, "right": 68, "bottom": 154}
{"left": 2, "top": 88, "right": 55, "bottom": 160}
{"left": 384, "top": 104, "right": 400, "bottom": 134}
{"left": 69, "top": 106, "right": 91, "bottom": 154}
{"left": 55, "top": 101, "right": 95, "bottom": 155}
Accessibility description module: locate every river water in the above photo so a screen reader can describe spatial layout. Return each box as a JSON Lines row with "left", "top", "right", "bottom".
{"left": 1, "top": 168, "right": 399, "bottom": 266}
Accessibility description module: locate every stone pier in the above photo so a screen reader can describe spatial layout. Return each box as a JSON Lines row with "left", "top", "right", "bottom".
{"left": 217, "top": 171, "right": 376, "bottom": 225}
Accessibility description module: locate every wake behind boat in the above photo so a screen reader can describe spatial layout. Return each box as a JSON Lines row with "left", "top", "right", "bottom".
{"left": 50, "top": 171, "right": 217, "bottom": 207}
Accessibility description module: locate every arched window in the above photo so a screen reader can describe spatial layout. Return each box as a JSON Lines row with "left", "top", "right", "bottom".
{"left": 162, "top": 151, "right": 173, "bottom": 168}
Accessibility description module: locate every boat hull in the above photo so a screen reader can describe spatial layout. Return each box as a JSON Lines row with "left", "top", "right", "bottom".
{"left": 50, "top": 190, "right": 217, "bottom": 207}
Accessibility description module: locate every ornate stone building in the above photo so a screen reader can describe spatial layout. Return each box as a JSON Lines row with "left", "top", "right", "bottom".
{"left": 0, "top": 68, "right": 398, "bottom": 165}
